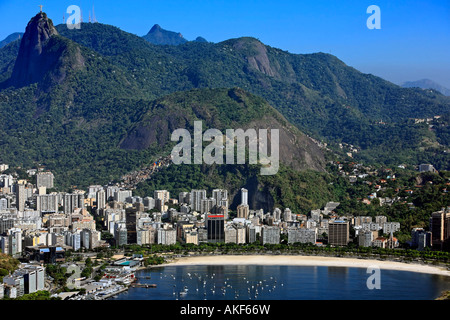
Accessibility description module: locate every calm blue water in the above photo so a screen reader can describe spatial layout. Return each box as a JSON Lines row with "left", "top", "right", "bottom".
{"left": 111, "top": 265, "right": 450, "bottom": 300}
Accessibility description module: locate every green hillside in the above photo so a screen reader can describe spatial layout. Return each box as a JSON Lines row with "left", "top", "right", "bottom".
{"left": 53, "top": 23, "right": 450, "bottom": 169}
{"left": 0, "top": 12, "right": 448, "bottom": 196}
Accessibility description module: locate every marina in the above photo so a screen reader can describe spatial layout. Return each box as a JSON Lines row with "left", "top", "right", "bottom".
{"left": 110, "top": 264, "right": 450, "bottom": 300}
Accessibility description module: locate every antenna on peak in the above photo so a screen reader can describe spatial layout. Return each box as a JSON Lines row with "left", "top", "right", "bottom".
{"left": 92, "top": 4, "right": 98, "bottom": 23}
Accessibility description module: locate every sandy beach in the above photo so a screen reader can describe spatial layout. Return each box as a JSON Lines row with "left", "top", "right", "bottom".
{"left": 161, "top": 254, "right": 450, "bottom": 277}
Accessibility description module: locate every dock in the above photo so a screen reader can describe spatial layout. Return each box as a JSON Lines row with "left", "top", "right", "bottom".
{"left": 99, "top": 286, "right": 129, "bottom": 300}
{"left": 130, "top": 283, "right": 157, "bottom": 288}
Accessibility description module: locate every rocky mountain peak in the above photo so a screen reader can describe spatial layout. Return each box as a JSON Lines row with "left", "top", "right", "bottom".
{"left": 9, "top": 12, "right": 59, "bottom": 87}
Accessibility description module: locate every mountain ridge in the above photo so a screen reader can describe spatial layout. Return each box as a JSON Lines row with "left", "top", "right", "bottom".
{"left": 401, "top": 78, "right": 450, "bottom": 96}
{"left": 0, "top": 12, "right": 448, "bottom": 192}
{"left": 142, "top": 23, "right": 208, "bottom": 45}
{"left": 0, "top": 32, "right": 24, "bottom": 49}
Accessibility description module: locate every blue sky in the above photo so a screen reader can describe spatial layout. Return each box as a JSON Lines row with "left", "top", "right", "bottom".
{"left": 1, "top": 0, "right": 449, "bottom": 88}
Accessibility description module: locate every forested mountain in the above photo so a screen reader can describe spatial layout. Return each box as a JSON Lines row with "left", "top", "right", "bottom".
{"left": 0, "top": 12, "right": 448, "bottom": 193}
{"left": 0, "top": 32, "right": 23, "bottom": 49}
{"left": 401, "top": 79, "right": 450, "bottom": 97}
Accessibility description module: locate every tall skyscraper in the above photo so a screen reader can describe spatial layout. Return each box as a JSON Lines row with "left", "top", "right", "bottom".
{"left": 96, "top": 189, "right": 106, "bottom": 210}
{"left": 125, "top": 209, "right": 138, "bottom": 244}
{"left": 241, "top": 188, "right": 248, "bottom": 206}
{"left": 190, "top": 189, "right": 206, "bottom": 212}
{"left": 63, "top": 193, "right": 84, "bottom": 214}
{"left": 15, "top": 184, "right": 26, "bottom": 212}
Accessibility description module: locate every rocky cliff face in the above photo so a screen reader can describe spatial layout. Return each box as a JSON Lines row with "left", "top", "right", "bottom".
{"left": 9, "top": 12, "right": 59, "bottom": 87}
{"left": 9, "top": 12, "right": 85, "bottom": 89}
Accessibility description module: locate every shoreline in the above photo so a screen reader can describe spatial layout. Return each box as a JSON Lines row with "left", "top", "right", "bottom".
{"left": 150, "top": 254, "right": 450, "bottom": 277}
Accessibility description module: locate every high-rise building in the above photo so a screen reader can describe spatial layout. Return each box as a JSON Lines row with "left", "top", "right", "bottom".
{"left": 14, "top": 268, "right": 37, "bottom": 294}
{"left": 125, "top": 209, "right": 138, "bottom": 244}
{"left": 237, "top": 204, "right": 249, "bottom": 219}
{"left": 114, "top": 190, "right": 132, "bottom": 203}
{"left": 3, "top": 275, "right": 24, "bottom": 297}
{"left": 283, "top": 208, "right": 293, "bottom": 222}
{"left": 157, "top": 228, "right": 176, "bottom": 245}
{"left": 36, "top": 172, "right": 54, "bottom": 189}
{"left": 246, "top": 225, "right": 257, "bottom": 244}
{"left": 212, "top": 189, "right": 227, "bottom": 206}
{"left": 260, "top": 226, "right": 280, "bottom": 245}
{"left": 383, "top": 222, "right": 400, "bottom": 234}
{"left": 430, "top": 209, "right": 450, "bottom": 250}
{"left": 137, "top": 227, "right": 156, "bottom": 245}
{"left": 154, "top": 190, "right": 170, "bottom": 204}
{"left": 358, "top": 230, "right": 373, "bottom": 247}
{"left": 0, "top": 198, "right": 8, "bottom": 210}
{"left": 287, "top": 227, "right": 316, "bottom": 244}
{"left": 7, "top": 228, "right": 22, "bottom": 256}
{"left": 0, "top": 216, "right": 16, "bottom": 234}
{"left": 36, "top": 194, "right": 58, "bottom": 213}
{"left": 240, "top": 188, "right": 248, "bottom": 206}
{"left": 411, "top": 227, "right": 432, "bottom": 251}
{"left": 354, "top": 216, "right": 372, "bottom": 226}
{"left": 272, "top": 208, "right": 282, "bottom": 221}
{"left": 178, "top": 192, "right": 190, "bottom": 205}
{"left": 190, "top": 189, "right": 206, "bottom": 212}
{"left": 16, "top": 266, "right": 45, "bottom": 293}
{"left": 15, "top": 184, "right": 26, "bottom": 212}
{"left": 224, "top": 224, "right": 237, "bottom": 243}
{"left": 225, "top": 224, "right": 246, "bottom": 244}
{"left": 65, "top": 231, "right": 81, "bottom": 251}
{"left": 96, "top": 189, "right": 106, "bottom": 210}
{"left": 63, "top": 193, "right": 84, "bottom": 214}
{"left": 106, "top": 186, "right": 120, "bottom": 201}
{"left": 143, "top": 197, "right": 155, "bottom": 210}
{"left": 114, "top": 222, "right": 127, "bottom": 247}
{"left": 206, "top": 214, "right": 225, "bottom": 243}
{"left": 328, "top": 220, "right": 350, "bottom": 246}
{"left": 200, "top": 198, "right": 215, "bottom": 214}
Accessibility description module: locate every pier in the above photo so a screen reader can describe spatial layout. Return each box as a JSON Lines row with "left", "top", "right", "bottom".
{"left": 130, "top": 283, "right": 157, "bottom": 288}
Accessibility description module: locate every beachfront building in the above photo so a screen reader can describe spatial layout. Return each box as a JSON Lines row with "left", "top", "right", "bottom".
{"left": 287, "top": 227, "right": 316, "bottom": 245}
{"left": 206, "top": 214, "right": 225, "bottom": 243}
{"left": 260, "top": 226, "right": 280, "bottom": 245}
{"left": 328, "top": 220, "right": 349, "bottom": 246}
